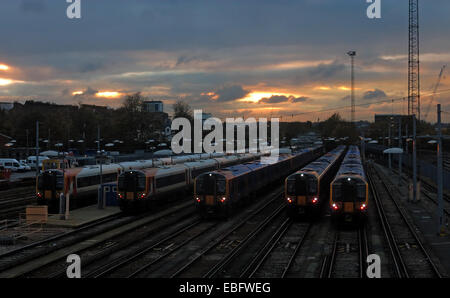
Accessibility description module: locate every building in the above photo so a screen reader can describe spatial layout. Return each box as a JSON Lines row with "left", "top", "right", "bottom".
{"left": 374, "top": 114, "right": 413, "bottom": 126}
{"left": 0, "top": 102, "right": 13, "bottom": 111}
{"left": 143, "top": 101, "right": 164, "bottom": 113}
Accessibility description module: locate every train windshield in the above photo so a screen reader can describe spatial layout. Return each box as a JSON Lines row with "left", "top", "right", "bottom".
{"left": 333, "top": 179, "right": 366, "bottom": 202}
{"left": 37, "top": 171, "right": 64, "bottom": 190}
{"left": 286, "top": 175, "right": 317, "bottom": 196}
{"left": 118, "top": 172, "right": 146, "bottom": 192}
{"left": 196, "top": 174, "right": 226, "bottom": 195}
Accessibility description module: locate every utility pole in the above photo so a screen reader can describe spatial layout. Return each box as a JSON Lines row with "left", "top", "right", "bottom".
{"left": 26, "top": 129, "right": 29, "bottom": 157}
{"left": 408, "top": 0, "right": 421, "bottom": 120}
{"left": 437, "top": 104, "right": 443, "bottom": 235}
{"left": 35, "top": 121, "right": 39, "bottom": 177}
{"left": 388, "top": 123, "right": 391, "bottom": 169}
{"left": 97, "top": 126, "right": 104, "bottom": 209}
{"left": 347, "top": 51, "right": 356, "bottom": 123}
{"left": 398, "top": 117, "right": 402, "bottom": 185}
{"left": 412, "top": 114, "right": 417, "bottom": 202}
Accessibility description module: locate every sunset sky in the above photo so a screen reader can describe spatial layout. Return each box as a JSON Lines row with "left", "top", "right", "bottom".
{"left": 0, "top": 0, "right": 450, "bottom": 122}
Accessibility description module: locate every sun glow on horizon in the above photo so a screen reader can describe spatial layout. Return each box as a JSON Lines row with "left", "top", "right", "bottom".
{"left": 0, "top": 64, "right": 10, "bottom": 71}
{"left": 96, "top": 91, "right": 121, "bottom": 98}
{"left": 0, "top": 78, "right": 13, "bottom": 86}
{"left": 239, "top": 91, "right": 303, "bottom": 103}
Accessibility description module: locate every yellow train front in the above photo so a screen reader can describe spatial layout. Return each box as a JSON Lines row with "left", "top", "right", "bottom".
{"left": 329, "top": 146, "right": 368, "bottom": 223}
{"left": 194, "top": 171, "right": 232, "bottom": 218}
{"left": 285, "top": 145, "right": 346, "bottom": 218}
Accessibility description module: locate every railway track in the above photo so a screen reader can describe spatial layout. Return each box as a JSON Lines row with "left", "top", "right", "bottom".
{"left": 0, "top": 186, "right": 36, "bottom": 220}
{"left": 368, "top": 165, "right": 442, "bottom": 278}
{"left": 0, "top": 198, "right": 195, "bottom": 278}
{"left": 114, "top": 190, "right": 286, "bottom": 278}
{"left": 320, "top": 227, "right": 368, "bottom": 278}
{"left": 247, "top": 221, "right": 311, "bottom": 278}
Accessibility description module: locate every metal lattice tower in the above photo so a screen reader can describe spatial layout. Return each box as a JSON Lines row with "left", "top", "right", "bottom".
{"left": 347, "top": 51, "right": 356, "bottom": 123}
{"left": 408, "top": 0, "right": 420, "bottom": 120}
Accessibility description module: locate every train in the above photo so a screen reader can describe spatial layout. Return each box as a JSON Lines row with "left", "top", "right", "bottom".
{"left": 193, "top": 146, "right": 323, "bottom": 218}
{"left": 36, "top": 153, "right": 226, "bottom": 210}
{"left": 285, "top": 145, "right": 346, "bottom": 218}
{"left": 117, "top": 153, "right": 265, "bottom": 212}
{"left": 329, "top": 145, "right": 368, "bottom": 222}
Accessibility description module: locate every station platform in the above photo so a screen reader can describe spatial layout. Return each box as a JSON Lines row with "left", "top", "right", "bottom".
{"left": 46, "top": 205, "right": 121, "bottom": 228}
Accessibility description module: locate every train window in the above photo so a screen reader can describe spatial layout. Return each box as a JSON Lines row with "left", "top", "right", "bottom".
{"left": 333, "top": 185, "right": 342, "bottom": 198}
{"left": 39, "top": 171, "right": 64, "bottom": 190}
{"left": 156, "top": 173, "right": 185, "bottom": 188}
{"left": 216, "top": 178, "right": 226, "bottom": 194}
{"left": 196, "top": 175, "right": 214, "bottom": 195}
{"left": 356, "top": 183, "right": 366, "bottom": 201}
{"left": 118, "top": 172, "right": 146, "bottom": 192}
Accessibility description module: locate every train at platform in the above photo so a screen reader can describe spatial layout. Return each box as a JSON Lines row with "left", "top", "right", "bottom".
{"left": 329, "top": 145, "right": 368, "bottom": 222}
{"left": 36, "top": 153, "right": 225, "bottom": 210}
{"left": 193, "top": 146, "right": 323, "bottom": 218}
{"left": 285, "top": 145, "right": 346, "bottom": 218}
{"left": 116, "top": 153, "right": 263, "bottom": 212}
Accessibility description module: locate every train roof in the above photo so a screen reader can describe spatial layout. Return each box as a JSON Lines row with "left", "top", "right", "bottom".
{"left": 294, "top": 146, "right": 345, "bottom": 177}
{"left": 335, "top": 145, "right": 366, "bottom": 179}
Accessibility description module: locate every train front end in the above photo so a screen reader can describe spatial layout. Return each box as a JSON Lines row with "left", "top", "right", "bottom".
{"left": 285, "top": 171, "right": 320, "bottom": 217}
{"left": 117, "top": 170, "right": 149, "bottom": 212}
{"left": 330, "top": 175, "right": 368, "bottom": 222}
{"left": 194, "top": 172, "right": 228, "bottom": 218}
{"left": 36, "top": 169, "right": 65, "bottom": 210}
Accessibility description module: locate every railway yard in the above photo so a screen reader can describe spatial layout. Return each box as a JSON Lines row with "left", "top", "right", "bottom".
{"left": 0, "top": 149, "right": 448, "bottom": 279}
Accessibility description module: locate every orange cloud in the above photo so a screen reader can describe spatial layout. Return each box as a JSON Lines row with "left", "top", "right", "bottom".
{"left": 314, "top": 86, "right": 331, "bottom": 91}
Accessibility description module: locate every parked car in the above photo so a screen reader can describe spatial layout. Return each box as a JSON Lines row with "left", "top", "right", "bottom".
{"left": 26, "top": 156, "right": 50, "bottom": 169}
{"left": 19, "top": 160, "right": 32, "bottom": 171}
{"left": 0, "top": 158, "right": 27, "bottom": 172}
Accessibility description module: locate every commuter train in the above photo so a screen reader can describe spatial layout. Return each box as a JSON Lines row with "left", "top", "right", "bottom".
{"left": 117, "top": 153, "right": 264, "bottom": 212}
{"left": 329, "top": 146, "right": 368, "bottom": 222}
{"left": 285, "top": 145, "right": 346, "bottom": 218}
{"left": 36, "top": 153, "right": 225, "bottom": 210}
{"left": 193, "top": 146, "right": 323, "bottom": 218}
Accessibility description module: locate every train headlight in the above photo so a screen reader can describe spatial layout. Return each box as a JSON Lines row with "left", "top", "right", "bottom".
{"left": 360, "top": 203, "right": 366, "bottom": 210}
{"left": 196, "top": 197, "right": 201, "bottom": 203}
{"left": 312, "top": 197, "right": 318, "bottom": 204}
{"left": 37, "top": 192, "right": 42, "bottom": 198}
{"left": 332, "top": 203, "right": 339, "bottom": 210}
{"left": 220, "top": 197, "right": 226, "bottom": 203}
{"left": 118, "top": 193, "right": 124, "bottom": 199}
{"left": 287, "top": 197, "right": 292, "bottom": 204}
{"left": 140, "top": 193, "right": 146, "bottom": 199}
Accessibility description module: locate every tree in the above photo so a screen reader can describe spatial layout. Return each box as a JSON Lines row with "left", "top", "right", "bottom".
{"left": 173, "top": 100, "right": 193, "bottom": 122}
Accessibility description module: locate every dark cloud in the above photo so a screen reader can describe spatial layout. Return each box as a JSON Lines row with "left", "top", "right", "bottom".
{"left": 306, "top": 62, "right": 346, "bottom": 80}
{"left": 175, "top": 55, "right": 205, "bottom": 66}
{"left": 290, "top": 96, "right": 309, "bottom": 103}
{"left": 214, "top": 85, "right": 250, "bottom": 102}
{"left": 259, "top": 95, "right": 290, "bottom": 104}
{"left": 20, "top": 0, "right": 46, "bottom": 13}
{"left": 363, "top": 89, "right": 387, "bottom": 100}
{"left": 73, "top": 87, "right": 99, "bottom": 97}
{"left": 259, "top": 95, "right": 309, "bottom": 104}
{"left": 80, "top": 62, "right": 105, "bottom": 73}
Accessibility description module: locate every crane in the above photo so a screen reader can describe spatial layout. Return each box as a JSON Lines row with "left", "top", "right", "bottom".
{"left": 424, "top": 65, "right": 446, "bottom": 121}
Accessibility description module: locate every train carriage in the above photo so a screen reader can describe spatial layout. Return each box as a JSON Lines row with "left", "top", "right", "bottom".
{"left": 329, "top": 146, "right": 369, "bottom": 222}
{"left": 285, "top": 145, "right": 346, "bottom": 218}
{"left": 194, "top": 146, "right": 323, "bottom": 218}
{"left": 116, "top": 152, "right": 263, "bottom": 212}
